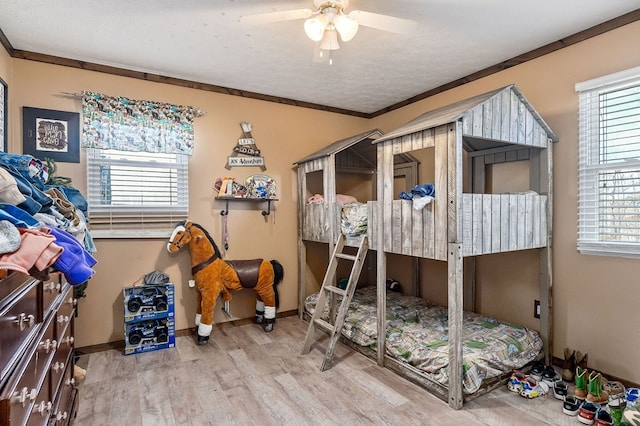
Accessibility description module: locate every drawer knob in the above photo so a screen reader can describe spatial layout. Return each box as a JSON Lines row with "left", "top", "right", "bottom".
{"left": 32, "top": 400, "right": 52, "bottom": 416}
{"left": 15, "top": 313, "right": 36, "bottom": 331}
{"left": 65, "top": 377, "right": 76, "bottom": 386}
{"left": 38, "top": 338, "right": 58, "bottom": 353}
{"left": 60, "top": 336, "right": 74, "bottom": 347}
{"left": 52, "top": 361, "right": 65, "bottom": 373}
{"left": 56, "top": 411, "right": 68, "bottom": 421}
{"left": 57, "top": 314, "right": 70, "bottom": 324}
{"left": 44, "top": 281, "right": 61, "bottom": 292}
{"left": 11, "top": 387, "right": 37, "bottom": 406}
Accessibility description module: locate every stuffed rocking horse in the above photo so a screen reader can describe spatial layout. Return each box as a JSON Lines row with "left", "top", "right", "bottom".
{"left": 167, "top": 221, "right": 284, "bottom": 344}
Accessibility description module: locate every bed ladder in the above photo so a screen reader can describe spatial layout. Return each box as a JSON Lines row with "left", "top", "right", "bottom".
{"left": 301, "top": 233, "right": 369, "bottom": 371}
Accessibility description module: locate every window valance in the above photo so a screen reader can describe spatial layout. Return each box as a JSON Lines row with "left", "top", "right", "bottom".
{"left": 81, "top": 91, "right": 204, "bottom": 155}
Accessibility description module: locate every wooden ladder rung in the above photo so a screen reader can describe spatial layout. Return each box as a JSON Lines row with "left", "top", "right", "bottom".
{"left": 313, "top": 318, "right": 334, "bottom": 334}
{"left": 323, "top": 286, "right": 346, "bottom": 296}
{"left": 335, "top": 253, "right": 357, "bottom": 261}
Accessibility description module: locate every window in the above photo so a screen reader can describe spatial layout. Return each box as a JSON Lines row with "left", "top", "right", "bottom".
{"left": 81, "top": 91, "right": 200, "bottom": 238}
{"left": 87, "top": 148, "right": 188, "bottom": 238}
{"left": 576, "top": 66, "right": 640, "bottom": 257}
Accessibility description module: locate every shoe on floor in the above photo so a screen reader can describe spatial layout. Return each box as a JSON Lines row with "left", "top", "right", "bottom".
{"left": 575, "top": 366, "right": 589, "bottom": 400}
{"left": 594, "top": 408, "right": 613, "bottom": 426}
{"left": 507, "top": 370, "right": 527, "bottom": 393}
{"left": 563, "top": 347, "right": 576, "bottom": 382}
{"left": 563, "top": 395, "right": 582, "bottom": 416}
{"left": 529, "top": 361, "right": 545, "bottom": 380}
{"left": 554, "top": 380, "right": 568, "bottom": 400}
{"left": 542, "top": 365, "right": 560, "bottom": 386}
{"left": 578, "top": 401, "right": 600, "bottom": 425}
{"left": 587, "top": 371, "right": 609, "bottom": 404}
{"left": 519, "top": 376, "right": 549, "bottom": 399}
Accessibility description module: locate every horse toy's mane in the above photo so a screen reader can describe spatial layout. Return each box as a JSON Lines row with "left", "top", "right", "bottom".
{"left": 167, "top": 220, "right": 283, "bottom": 344}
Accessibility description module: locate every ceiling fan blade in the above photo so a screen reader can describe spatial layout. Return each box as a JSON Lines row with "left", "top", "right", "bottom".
{"left": 239, "top": 8, "right": 313, "bottom": 25}
{"left": 348, "top": 10, "right": 417, "bottom": 34}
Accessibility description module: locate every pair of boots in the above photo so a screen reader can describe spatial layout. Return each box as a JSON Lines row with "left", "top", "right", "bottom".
{"left": 562, "top": 348, "right": 588, "bottom": 382}
{"left": 574, "top": 367, "right": 609, "bottom": 404}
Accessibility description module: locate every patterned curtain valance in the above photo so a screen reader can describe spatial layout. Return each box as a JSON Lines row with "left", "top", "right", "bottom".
{"left": 81, "top": 91, "right": 204, "bottom": 155}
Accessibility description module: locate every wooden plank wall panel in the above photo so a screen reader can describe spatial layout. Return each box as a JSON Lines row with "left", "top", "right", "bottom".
{"left": 491, "top": 196, "right": 501, "bottom": 253}
{"left": 411, "top": 201, "right": 423, "bottom": 256}
{"left": 391, "top": 201, "right": 403, "bottom": 254}
{"left": 482, "top": 196, "right": 492, "bottom": 253}
{"left": 472, "top": 105, "right": 483, "bottom": 138}
{"left": 472, "top": 194, "right": 483, "bottom": 255}
{"left": 401, "top": 200, "right": 413, "bottom": 254}
{"left": 423, "top": 203, "right": 436, "bottom": 258}
{"left": 368, "top": 201, "right": 377, "bottom": 249}
{"left": 434, "top": 126, "right": 449, "bottom": 260}
{"left": 462, "top": 196, "right": 473, "bottom": 256}
{"left": 517, "top": 102, "right": 526, "bottom": 145}
{"left": 500, "top": 195, "right": 511, "bottom": 252}
{"left": 509, "top": 194, "right": 519, "bottom": 251}
{"left": 500, "top": 90, "right": 511, "bottom": 141}
{"left": 303, "top": 203, "right": 328, "bottom": 242}
{"left": 491, "top": 95, "right": 501, "bottom": 140}
{"left": 482, "top": 101, "right": 493, "bottom": 140}
{"left": 460, "top": 194, "right": 549, "bottom": 255}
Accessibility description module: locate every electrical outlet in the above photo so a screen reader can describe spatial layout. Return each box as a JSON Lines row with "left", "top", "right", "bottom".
{"left": 534, "top": 300, "right": 541, "bottom": 319}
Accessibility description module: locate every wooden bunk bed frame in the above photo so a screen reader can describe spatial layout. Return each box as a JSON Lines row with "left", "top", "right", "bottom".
{"left": 296, "top": 85, "right": 558, "bottom": 409}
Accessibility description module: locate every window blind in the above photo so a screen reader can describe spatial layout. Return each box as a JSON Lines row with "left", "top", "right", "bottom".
{"left": 87, "top": 148, "right": 188, "bottom": 238}
{"left": 577, "top": 66, "right": 640, "bottom": 257}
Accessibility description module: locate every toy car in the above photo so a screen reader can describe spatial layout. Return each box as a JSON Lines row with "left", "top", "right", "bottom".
{"left": 128, "top": 319, "right": 169, "bottom": 345}
{"left": 126, "top": 286, "right": 168, "bottom": 313}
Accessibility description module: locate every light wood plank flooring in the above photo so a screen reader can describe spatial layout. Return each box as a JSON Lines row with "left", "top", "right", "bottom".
{"left": 73, "top": 316, "right": 576, "bottom": 425}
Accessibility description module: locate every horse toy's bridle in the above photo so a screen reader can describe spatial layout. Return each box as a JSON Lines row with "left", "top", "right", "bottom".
{"left": 169, "top": 223, "right": 221, "bottom": 275}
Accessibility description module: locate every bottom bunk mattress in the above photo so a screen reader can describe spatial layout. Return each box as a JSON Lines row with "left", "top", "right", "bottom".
{"left": 304, "top": 286, "right": 543, "bottom": 394}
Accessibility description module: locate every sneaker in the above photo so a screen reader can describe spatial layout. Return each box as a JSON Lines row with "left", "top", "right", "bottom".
{"left": 542, "top": 365, "right": 560, "bottom": 386}
{"left": 563, "top": 395, "right": 582, "bottom": 416}
{"left": 529, "top": 361, "right": 545, "bottom": 380}
{"left": 594, "top": 408, "right": 613, "bottom": 426}
{"left": 507, "top": 371, "right": 527, "bottom": 393}
{"left": 554, "top": 380, "right": 569, "bottom": 400}
{"left": 519, "top": 376, "right": 549, "bottom": 399}
{"left": 578, "top": 401, "right": 600, "bottom": 425}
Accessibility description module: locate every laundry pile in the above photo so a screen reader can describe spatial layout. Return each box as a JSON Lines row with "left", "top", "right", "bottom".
{"left": 0, "top": 153, "right": 97, "bottom": 286}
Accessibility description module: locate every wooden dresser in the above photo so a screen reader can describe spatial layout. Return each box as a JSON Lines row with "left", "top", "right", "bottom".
{"left": 0, "top": 271, "right": 78, "bottom": 425}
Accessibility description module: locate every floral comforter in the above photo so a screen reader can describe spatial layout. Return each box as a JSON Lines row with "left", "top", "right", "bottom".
{"left": 304, "top": 287, "right": 543, "bottom": 394}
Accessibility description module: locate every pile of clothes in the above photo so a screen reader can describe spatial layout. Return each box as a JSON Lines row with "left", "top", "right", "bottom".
{"left": 0, "top": 152, "right": 97, "bottom": 286}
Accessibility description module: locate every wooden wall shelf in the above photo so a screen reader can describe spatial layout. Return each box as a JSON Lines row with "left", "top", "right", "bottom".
{"left": 215, "top": 196, "right": 278, "bottom": 216}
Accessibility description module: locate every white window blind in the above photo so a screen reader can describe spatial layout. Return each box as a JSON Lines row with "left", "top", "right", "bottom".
{"left": 87, "top": 148, "right": 188, "bottom": 238}
{"left": 576, "top": 66, "right": 640, "bottom": 257}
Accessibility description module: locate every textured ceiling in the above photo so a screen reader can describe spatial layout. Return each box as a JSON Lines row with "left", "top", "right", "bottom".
{"left": 0, "top": 0, "right": 638, "bottom": 115}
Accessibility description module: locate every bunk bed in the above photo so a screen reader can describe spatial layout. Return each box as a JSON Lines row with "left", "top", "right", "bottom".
{"left": 295, "top": 84, "right": 558, "bottom": 409}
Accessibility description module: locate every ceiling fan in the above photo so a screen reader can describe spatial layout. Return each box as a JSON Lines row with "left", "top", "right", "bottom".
{"left": 240, "top": 1, "right": 417, "bottom": 62}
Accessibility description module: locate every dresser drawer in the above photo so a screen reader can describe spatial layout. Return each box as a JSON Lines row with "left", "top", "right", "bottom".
{"left": 54, "top": 285, "right": 75, "bottom": 342}
{"left": 50, "top": 358, "right": 76, "bottom": 426}
{"left": 51, "top": 325, "right": 73, "bottom": 398}
{"left": 26, "top": 371, "right": 53, "bottom": 426}
{"left": 0, "top": 272, "right": 38, "bottom": 310}
{"left": 0, "top": 279, "right": 41, "bottom": 381}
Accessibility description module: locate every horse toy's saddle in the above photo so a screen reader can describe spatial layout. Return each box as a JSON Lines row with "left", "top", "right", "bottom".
{"left": 225, "top": 259, "right": 263, "bottom": 288}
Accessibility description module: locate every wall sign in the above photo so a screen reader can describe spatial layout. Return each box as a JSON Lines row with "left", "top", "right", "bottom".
{"left": 225, "top": 122, "right": 266, "bottom": 171}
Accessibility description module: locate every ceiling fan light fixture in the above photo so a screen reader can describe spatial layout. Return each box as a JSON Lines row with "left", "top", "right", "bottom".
{"left": 319, "top": 27, "right": 340, "bottom": 50}
{"left": 333, "top": 14, "right": 358, "bottom": 42}
{"left": 304, "top": 15, "right": 327, "bottom": 41}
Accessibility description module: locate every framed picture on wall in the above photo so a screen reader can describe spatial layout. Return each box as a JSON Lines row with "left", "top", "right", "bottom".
{"left": 0, "top": 77, "right": 7, "bottom": 153}
{"left": 22, "top": 107, "right": 80, "bottom": 163}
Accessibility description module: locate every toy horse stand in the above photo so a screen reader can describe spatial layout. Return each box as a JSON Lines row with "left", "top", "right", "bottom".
{"left": 167, "top": 221, "right": 284, "bottom": 344}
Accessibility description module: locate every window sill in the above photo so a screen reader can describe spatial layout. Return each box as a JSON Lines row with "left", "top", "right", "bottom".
{"left": 90, "top": 229, "right": 172, "bottom": 239}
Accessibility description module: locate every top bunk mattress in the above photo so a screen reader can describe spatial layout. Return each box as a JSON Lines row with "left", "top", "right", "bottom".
{"left": 304, "top": 286, "right": 543, "bottom": 394}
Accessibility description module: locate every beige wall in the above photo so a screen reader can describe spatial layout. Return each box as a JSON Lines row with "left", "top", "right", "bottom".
{"left": 1, "top": 19, "right": 639, "bottom": 384}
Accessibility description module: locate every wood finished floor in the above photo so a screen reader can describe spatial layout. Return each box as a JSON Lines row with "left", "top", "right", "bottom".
{"left": 73, "top": 316, "right": 576, "bottom": 425}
